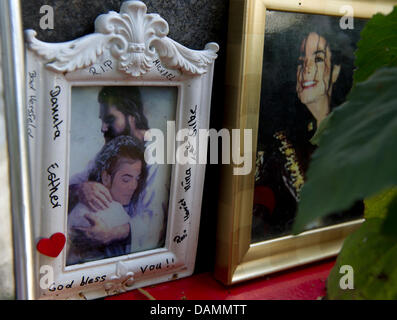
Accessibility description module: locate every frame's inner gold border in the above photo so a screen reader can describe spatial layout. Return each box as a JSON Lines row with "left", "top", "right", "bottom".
{"left": 215, "top": 0, "right": 396, "bottom": 285}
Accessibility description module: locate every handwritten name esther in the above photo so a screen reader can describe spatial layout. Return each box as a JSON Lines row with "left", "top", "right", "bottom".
{"left": 47, "top": 163, "right": 61, "bottom": 209}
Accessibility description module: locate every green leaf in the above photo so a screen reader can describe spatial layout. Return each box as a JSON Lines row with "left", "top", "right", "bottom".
{"left": 310, "top": 111, "right": 334, "bottom": 146}
{"left": 364, "top": 187, "right": 397, "bottom": 220}
{"left": 293, "top": 67, "right": 397, "bottom": 233}
{"left": 381, "top": 194, "right": 397, "bottom": 236}
{"left": 354, "top": 6, "right": 397, "bottom": 85}
{"left": 327, "top": 219, "right": 397, "bottom": 300}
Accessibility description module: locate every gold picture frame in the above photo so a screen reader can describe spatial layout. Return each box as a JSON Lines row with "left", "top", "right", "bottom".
{"left": 215, "top": 0, "right": 396, "bottom": 285}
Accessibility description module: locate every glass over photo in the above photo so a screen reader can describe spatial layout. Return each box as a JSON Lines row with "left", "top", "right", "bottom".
{"left": 252, "top": 11, "right": 367, "bottom": 243}
{"left": 66, "top": 86, "right": 177, "bottom": 265}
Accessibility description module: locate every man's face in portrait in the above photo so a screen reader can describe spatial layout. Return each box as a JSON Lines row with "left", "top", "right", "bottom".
{"left": 296, "top": 32, "right": 340, "bottom": 105}
{"left": 100, "top": 104, "right": 134, "bottom": 143}
{"left": 102, "top": 159, "right": 142, "bottom": 205}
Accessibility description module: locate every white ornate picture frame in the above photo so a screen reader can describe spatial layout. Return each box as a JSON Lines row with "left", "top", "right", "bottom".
{"left": 25, "top": 0, "right": 218, "bottom": 300}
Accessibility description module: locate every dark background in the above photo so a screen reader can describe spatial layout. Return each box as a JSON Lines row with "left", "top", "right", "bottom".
{"left": 21, "top": 0, "right": 230, "bottom": 275}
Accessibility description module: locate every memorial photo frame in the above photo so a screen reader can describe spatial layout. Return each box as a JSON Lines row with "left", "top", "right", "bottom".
{"left": 25, "top": 1, "right": 218, "bottom": 299}
{"left": 215, "top": 0, "right": 395, "bottom": 285}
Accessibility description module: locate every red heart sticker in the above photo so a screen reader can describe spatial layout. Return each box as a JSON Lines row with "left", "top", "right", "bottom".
{"left": 37, "top": 233, "right": 66, "bottom": 258}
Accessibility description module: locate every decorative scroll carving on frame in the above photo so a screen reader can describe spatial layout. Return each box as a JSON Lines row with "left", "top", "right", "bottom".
{"left": 25, "top": 1, "right": 219, "bottom": 77}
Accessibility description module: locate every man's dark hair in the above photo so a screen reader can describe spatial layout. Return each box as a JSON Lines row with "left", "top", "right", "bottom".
{"left": 295, "top": 15, "right": 366, "bottom": 109}
{"left": 98, "top": 86, "right": 149, "bottom": 130}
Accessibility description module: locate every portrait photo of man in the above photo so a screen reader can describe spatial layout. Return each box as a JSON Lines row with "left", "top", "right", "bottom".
{"left": 66, "top": 86, "right": 177, "bottom": 265}
{"left": 252, "top": 12, "right": 367, "bottom": 243}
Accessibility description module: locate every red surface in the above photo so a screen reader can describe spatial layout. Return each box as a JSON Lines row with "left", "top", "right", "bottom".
{"left": 106, "top": 258, "right": 336, "bottom": 300}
